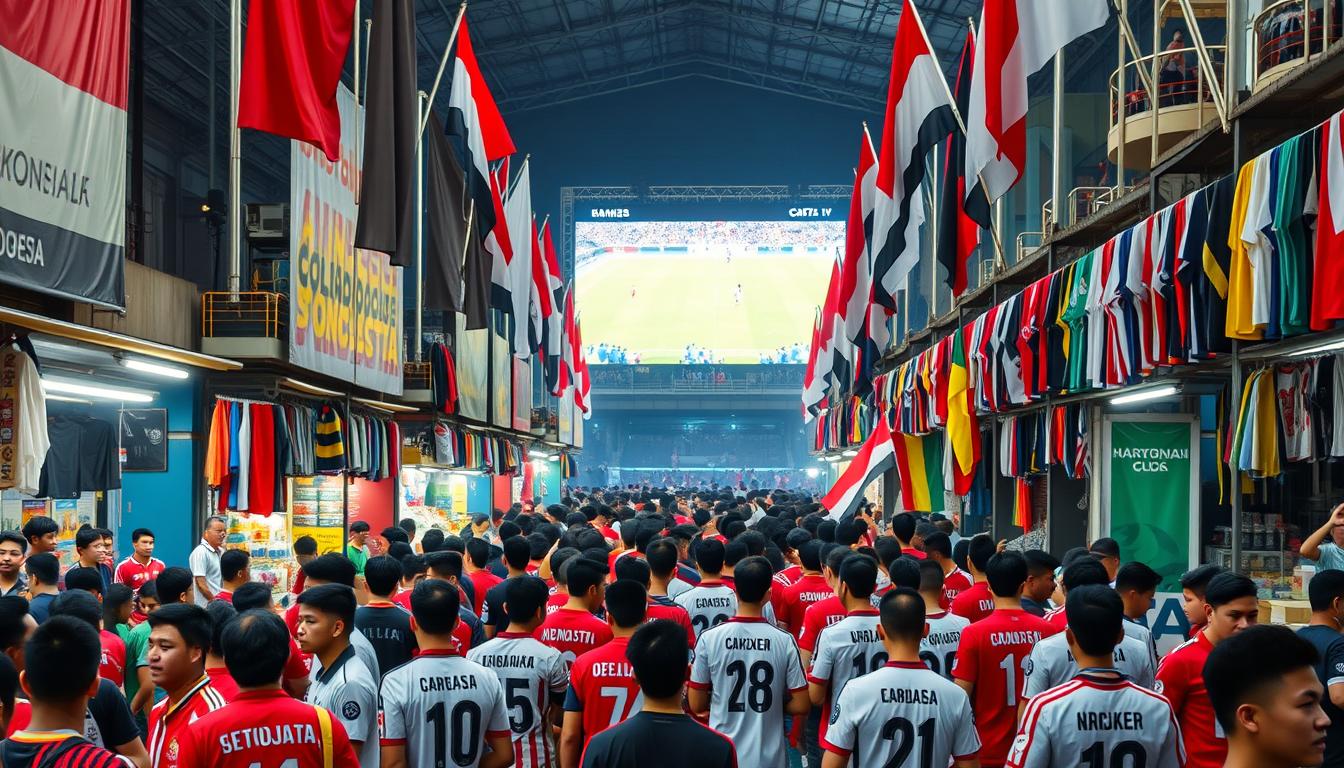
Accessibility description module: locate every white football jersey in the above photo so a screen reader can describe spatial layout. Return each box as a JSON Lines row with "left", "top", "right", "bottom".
{"left": 1023, "top": 633, "right": 1156, "bottom": 699}
{"left": 1007, "top": 672, "right": 1185, "bottom": 768}
{"left": 467, "top": 633, "right": 570, "bottom": 768}
{"left": 809, "top": 610, "right": 887, "bottom": 723}
{"left": 308, "top": 647, "right": 380, "bottom": 768}
{"left": 379, "top": 650, "right": 511, "bottom": 768}
{"left": 1122, "top": 619, "right": 1159, "bottom": 669}
{"left": 689, "top": 617, "right": 807, "bottom": 768}
{"left": 920, "top": 611, "right": 970, "bottom": 681}
{"left": 675, "top": 584, "right": 777, "bottom": 636}
{"left": 823, "top": 661, "right": 980, "bottom": 768}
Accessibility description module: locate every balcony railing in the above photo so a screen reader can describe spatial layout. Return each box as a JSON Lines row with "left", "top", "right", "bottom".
{"left": 201, "top": 291, "right": 286, "bottom": 339}
{"left": 1253, "top": 0, "right": 1340, "bottom": 88}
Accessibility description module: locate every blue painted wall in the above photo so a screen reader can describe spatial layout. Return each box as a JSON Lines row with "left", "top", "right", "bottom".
{"left": 118, "top": 380, "right": 198, "bottom": 568}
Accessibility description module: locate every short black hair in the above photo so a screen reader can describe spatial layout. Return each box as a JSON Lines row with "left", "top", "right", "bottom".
{"left": 364, "top": 555, "right": 403, "bottom": 597}
{"left": 302, "top": 553, "right": 356, "bottom": 587}
{"left": 1205, "top": 624, "right": 1319, "bottom": 735}
{"left": 1061, "top": 558, "right": 1110, "bottom": 591}
{"left": 466, "top": 538, "right": 492, "bottom": 568}
{"left": 503, "top": 577, "right": 550, "bottom": 625}
{"left": 294, "top": 535, "right": 318, "bottom": 556}
{"left": 230, "top": 582, "right": 274, "bottom": 612}
{"left": 1309, "top": 568, "right": 1344, "bottom": 612}
{"left": 104, "top": 583, "right": 134, "bottom": 628}
{"left": 220, "top": 549, "right": 250, "bottom": 582}
{"left": 502, "top": 536, "right": 531, "bottom": 571}
{"left": 130, "top": 527, "right": 155, "bottom": 543}
{"left": 425, "top": 551, "right": 465, "bottom": 580}
{"left": 63, "top": 566, "right": 104, "bottom": 596}
{"left": 834, "top": 520, "right": 863, "bottom": 547}
{"left": 410, "top": 579, "right": 461, "bottom": 635}
{"left": 24, "top": 552, "right": 59, "bottom": 586}
{"left": 614, "top": 556, "right": 651, "bottom": 587}
{"left": 879, "top": 588, "right": 925, "bottom": 641}
{"left": 1089, "top": 537, "right": 1121, "bottom": 559}
{"left": 156, "top": 567, "right": 195, "bottom": 605}
{"left": 918, "top": 560, "right": 945, "bottom": 593}
{"left": 74, "top": 527, "right": 101, "bottom": 552}
{"left": 223, "top": 610, "right": 291, "bottom": 688}
{"left": 1065, "top": 585, "right": 1124, "bottom": 657}
{"left": 49, "top": 589, "right": 102, "bottom": 631}
{"left": 627, "top": 620, "right": 688, "bottom": 699}
{"left": 644, "top": 540, "right": 677, "bottom": 578}
{"left": 985, "top": 551, "right": 1028, "bottom": 598}
{"left": 566, "top": 558, "right": 607, "bottom": 597}
{"left": 21, "top": 516, "right": 58, "bottom": 545}
{"left": 891, "top": 513, "right": 917, "bottom": 543}
{"left": 0, "top": 596, "right": 29, "bottom": 652}
{"left": 1115, "top": 562, "right": 1162, "bottom": 594}
{"left": 526, "top": 532, "right": 551, "bottom": 561}
{"left": 23, "top": 616, "right": 102, "bottom": 704}
{"left": 967, "top": 535, "right": 997, "bottom": 573}
{"left": 401, "top": 554, "right": 427, "bottom": 579}
{"left": 0, "top": 653, "right": 17, "bottom": 723}
{"left": 604, "top": 581, "right": 648, "bottom": 628}
{"left": 349, "top": 521, "right": 370, "bottom": 534}
{"left": 205, "top": 600, "right": 237, "bottom": 656}
{"left": 385, "top": 542, "right": 412, "bottom": 563}
{"left": 0, "top": 531, "right": 27, "bottom": 554}
{"left": 824, "top": 544, "right": 850, "bottom": 576}
{"left": 1204, "top": 572, "right": 1258, "bottom": 608}
{"left": 733, "top": 557, "right": 774, "bottom": 603}
{"left": 922, "top": 531, "right": 952, "bottom": 559}
{"left": 399, "top": 518, "right": 417, "bottom": 536}
{"left": 694, "top": 538, "right": 726, "bottom": 574}
{"left": 798, "top": 540, "right": 823, "bottom": 572}
{"left": 147, "top": 603, "right": 213, "bottom": 651}
{"left": 951, "top": 538, "right": 970, "bottom": 572}
{"left": 422, "top": 529, "right": 447, "bottom": 553}
{"left": 723, "top": 540, "right": 748, "bottom": 569}
{"left": 839, "top": 554, "right": 878, "bottom": 599}
{"left": 382, "top": 526, "right": 410, "bottom": 545}
{"left": 1023, "top": 550, "right": 1060, "bottom": 576}
{"left": 1179, "top": 564, "right": 1225, "bottom": 597}
{"left": 888, "top": 556, "right": 921, "bottom": 591}
{"left": 297, "top": 584, "right": 357, "bottom": 634}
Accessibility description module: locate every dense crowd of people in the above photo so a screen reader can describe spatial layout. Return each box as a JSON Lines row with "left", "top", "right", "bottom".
{"left": 0, "top": 491, "right": 1339, "bottom": 768}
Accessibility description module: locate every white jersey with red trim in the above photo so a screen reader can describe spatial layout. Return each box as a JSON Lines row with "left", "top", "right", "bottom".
{"left": 674, "top": 583, "right": 777, "bottom": 636}
{"left": 378, "top": 649, "right": 511, "bottom": 768}
{"left": 689, "top": 617, "right": 807, "bottom": 768}
{"left": 467, "top": 633, "right": 569, "bottom": 768}
{"left": 1023, "top": 632, "right": 1156, "bottom": 698}
{"left": 919, "top": 611, "right": 970, "bottom": 681}
{"left": 822, "top": 660, "right": 980, "bottom": 768}
{"left": 808, "top": 610, "right": 887, "bottom": 723}
{"left": 1008, "top": 672, "right": 1185, "bottom": 768}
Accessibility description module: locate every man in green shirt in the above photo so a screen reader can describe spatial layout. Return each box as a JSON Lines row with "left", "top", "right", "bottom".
{"left": 346, "top": 521, "right": 370, "bottom": 576}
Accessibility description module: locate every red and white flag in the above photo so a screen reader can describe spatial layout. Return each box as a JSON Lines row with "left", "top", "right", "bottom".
{"left": 539, "top": 221, "right": 567, "bottom": 395}
{"left": 964, "top": 0, "right": 1109, "bottom": 209}
{"left": 802, "top": 309, "right": 826, "bottom": 421}
{"left": 822, "top": 416, "right": 897, "bottom": 523}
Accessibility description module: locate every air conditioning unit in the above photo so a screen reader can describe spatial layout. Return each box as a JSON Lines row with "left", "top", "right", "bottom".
{"left": 246, "top": 203, "right": 289, "bottom": 242}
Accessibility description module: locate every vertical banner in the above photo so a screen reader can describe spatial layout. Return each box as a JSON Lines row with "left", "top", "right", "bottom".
{"left": 290, "top": 85, "right": 404, "bottom": 394}
{"left": 1104, "top": 417, "right": 1198, "bottom": 593}
{"left": 0, "top": 0, "right": 129, "bottom": 308}
{"left": 490, "top": 323, "right": 511, "bottom": 429}
{"left": 454, "top": 313, "right": 488, "bottom": 422}
{"left": 512, "top": 359, "right": 531, "bottom": 432}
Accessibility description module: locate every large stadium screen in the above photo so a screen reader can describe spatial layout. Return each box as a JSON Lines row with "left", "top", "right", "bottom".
{"left": 576, "top": 204, "right": 844, "bottom": 365}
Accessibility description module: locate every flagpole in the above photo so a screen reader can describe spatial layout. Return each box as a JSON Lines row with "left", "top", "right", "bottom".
{"left": 228, "top": 0, "right": 242, "bottom": 299}
{"left": 506, "top": 154, "right": 531, "bottom": 199}
{"left": 418, "top": 1, "right": 468, "bottom": 145}
{"left": 353, "top": 1, "right": 362, "bottom": 205}
{"left": 415, "top": 90, "right": 427, "bottom": 363}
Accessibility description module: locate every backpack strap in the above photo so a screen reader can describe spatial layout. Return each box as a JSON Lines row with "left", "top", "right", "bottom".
{"left": 314, "top": 705, "right": 334, "bottom": 768}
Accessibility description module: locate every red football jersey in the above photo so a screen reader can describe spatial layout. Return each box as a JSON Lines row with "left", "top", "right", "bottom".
{"left": 1042, "top": 605, "right": 1068, "bottom": 633}
{"left": 565, "top": 637, "right": 642, "bottom": 743}
{"left": 941, "top": 568, "right": 973, "bottom": 609}
{"left": 392, "top": 589, "right": 414, "bottom": 611}
{"left": 772, "top": 565, "right": 802, "bottom": 588}
{"left": 797, "top": 596, "right": 847, "bottom": 653}
{"left": 98, "top": 630, "right": 126, "bottom": 686}
{"left": 174, "top": 688, "right": 359, "bottom": 768}
{"left": 205, "top": 666, "right": 240, "bottom": 703}
{"left": 646, "top": 600, "right": 696, "bottom": 647}
{"left": 114, "top": 556, "right": 165, "bottom": 590}
{"left": 469, "top": 569, "right": 503, "bottom": 616}
{"left": 1155, "top": 632, "right": 1225, "bottom": 768}
{"left": 776, "top": 574, "right": 833, "bottom": 638}
{"left": 950, "top": 581, "right": 996, "bottom": 623}
{"left": 213, "top": 590, "right": 234, "bottom": 604}
{"left": 545, "top": 591, "right": 568, "bottom": 616}
{"left": 535, "top": 607, "right": 613, "bottom": 668}
{"left": 900, "top": 547, "right": 928, "bottom": 560}
{"left": 952, "top": 608, "right": 1054, "bottom": 766}
{"left": 149, "top": 677, "right": 228, "bottom": 768}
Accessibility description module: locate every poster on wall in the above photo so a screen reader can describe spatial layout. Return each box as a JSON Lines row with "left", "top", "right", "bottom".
{"left": 512, "top": 359, "right": 531, "bottom": 432}
{"left": 490, "top": 326, "right": 511, "bottom": 429}
{"left": 455, "top": 313, "right": 488, "bottom": 422}
{"left": 558, "top": 394, "right": 573, "bottom": 446}
{"left": 289, "top": 84, "right": 404, "bottom": 394}
{"left": 0, "top": 0, "right": 128, "bottom": 308}
{"left": 289, "top": 476, "right": 345, "bottom": 556}
{"left": 1104, "top": 417, "right": 1197, "bottom": 594}
{"left": 120, "top": 409, "right": 167, "bottom": 471}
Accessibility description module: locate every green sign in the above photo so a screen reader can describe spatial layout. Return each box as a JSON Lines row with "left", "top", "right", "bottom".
{"left": 1108, "top": 420, "right": 1194, "bottom": 593}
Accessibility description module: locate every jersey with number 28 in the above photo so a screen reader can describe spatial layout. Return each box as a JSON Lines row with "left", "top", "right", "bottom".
{"left": 378, "top": 650, "right": 511, "bottom": 768}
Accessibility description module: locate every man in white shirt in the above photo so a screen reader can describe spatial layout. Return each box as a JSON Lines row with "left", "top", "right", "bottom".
{"left": 189, "top": 516, "right": 226, "bottom": 606}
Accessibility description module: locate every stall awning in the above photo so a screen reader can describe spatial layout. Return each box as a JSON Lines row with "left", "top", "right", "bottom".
{"left": 0, "top": 306, "right": 242, "bottom": 371}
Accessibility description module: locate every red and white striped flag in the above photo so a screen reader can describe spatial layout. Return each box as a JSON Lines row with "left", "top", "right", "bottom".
{"left": 822, "top": 416, "right": 897, "bottom": 523}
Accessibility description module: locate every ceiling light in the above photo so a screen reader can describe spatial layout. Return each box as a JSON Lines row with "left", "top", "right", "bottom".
{"left": 842, "top": 449, "right": 858, "bottom": 457}
{"left": 1288, "top": 338, "right": 1344, "bottom": 357}
{"left": 805, "top": 467, "right": 820, "bottom": 478}
{"left": 1109, "top": 385, "right": 1179, "bottom": 406}
{"left": 121, "top": 358, "right": 189, "bottom": 380}
{"left": 528, "top": 449, "right": 550, "bottom": 459}
{"left": 43, "top": 378, "right": 153, "bottom": 403}
{"left": 43, "top": 393, "right": 93, "bottom": 404}
{"left": 822, "top": 454, "right": 843, "bottom": 462}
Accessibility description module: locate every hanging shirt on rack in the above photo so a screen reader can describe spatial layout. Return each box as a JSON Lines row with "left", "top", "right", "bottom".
{"left": 315, "top": 404, "right": 346, "bottom": 474}
{"left": 1314, "top": 112, "right": 1344, "bottom": 330}
{"left": 0, "top": 344, "right": 49, "bottom": 495}
{"left": 1227, "top": 160, "right": 1265, "bottom": 340}
{"left": 1277, "top": 364, "right": 1314, "bottom": 462}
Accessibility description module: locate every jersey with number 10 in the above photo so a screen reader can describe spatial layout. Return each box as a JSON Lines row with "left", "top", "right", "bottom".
{"left": 467, "top": 633, "right": 569, "bottom": 768}
{"left": 378, "top": 649, "right": 511, "bottom": 768}
{"left": 689, "top": 617, "right": 807, "bottom": 768}
{"left": 822, "top": 661, "right": 980, "bottom": 768}
{"left": 952, "top": 608, "right": 1054, "bottom": 767}
{"left": 808, "top": 610, "right": 886, "bottom": 743}
{"left": 564, "top": 637, "right": 643, "bottom": 746}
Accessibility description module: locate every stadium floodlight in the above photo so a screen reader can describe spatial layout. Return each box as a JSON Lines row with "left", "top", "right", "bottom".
{"left": 1109, "top": 385, "right": 1179, "bottom": 406}
{"left": 805, "top": 467, "right": 820, "bottom": 479}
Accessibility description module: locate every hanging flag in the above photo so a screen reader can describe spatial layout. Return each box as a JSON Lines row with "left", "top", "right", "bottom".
{"left": 839, "top": 127, "right": 887, "bottom": 396}
{"left": 871, "top": 0, "right": 957, "bottom": 309}
{"left": 527, "top": 216, "right": 551, "bottom": 355}
{"left": 893, "top": 430, "right": 946, "bottom": 512}
{"left": 802, "top": 309, "right": 827, "bottom": 421}
{"left": 936, "top": 30, "right": 983, "bottom": 296}
{"left": 448, "top": 19, "right": 516, "bottom": 329}
{"left": 423, "top": 110, "right": 475, "bottom": 312}
{"left": 353, "top": 0, "right": 417, "bottom": 266}
{"left": 557, "top": 281, "right": 576, "bottom": 395}
{"left": 539, "top": 222, "right": 567, "bottom": 395}
{"left": 822, "top": 417, "right": 897, "bottom": 523}
{"left": 964, "top": 0, "right": 1109, "bottom": 211}
{"left": 499, "top": 161, "right": 535, "bottom": 358}
{"left": 813, "top": 254, "right": 849, "bottom": 401}
{"left": 571, "top": 315, "right": 592, "bottom": 418}
{"left": 238, "top": 0, "right": 355, "bottom": 162}
{"left": 945, "top": 324, "right": 980, "bottom": 495}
